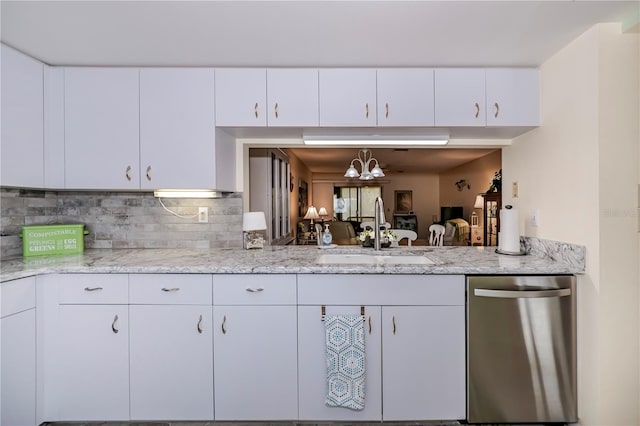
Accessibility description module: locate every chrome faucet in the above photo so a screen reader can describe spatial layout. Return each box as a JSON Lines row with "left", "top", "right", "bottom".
{"left": 374, "top": 196, "right": 386, "bottom": 251}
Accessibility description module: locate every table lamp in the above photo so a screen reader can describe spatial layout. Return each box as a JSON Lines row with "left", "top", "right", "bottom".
{"left": 318, "top": 207, "right": 328, "bottom": 223}
{"left": 243, "top": 211, "right": 267, "bottom": 249}
{"left": 304, "top": 206, "right": 320, "bottom": 237}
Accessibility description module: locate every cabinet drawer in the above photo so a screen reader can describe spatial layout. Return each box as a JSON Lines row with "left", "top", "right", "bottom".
{"left": 58, "top": 274, "right": 128, "bottom": 304}
{"left": 1, "top": 277, "right": 36, "bottom": 317}
{"left": 213, "top": 274, "right": 296, "bottom": 305}
{"left": 129, "top": 274, "right": 212, "bottom": 305}
{"left": 298, "top": 274, "right": 464, "bottom": 306}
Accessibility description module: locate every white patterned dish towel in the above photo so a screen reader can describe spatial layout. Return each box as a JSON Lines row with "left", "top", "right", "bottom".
{"left": 325, "top": 314, "right": 366, "bottom": 410}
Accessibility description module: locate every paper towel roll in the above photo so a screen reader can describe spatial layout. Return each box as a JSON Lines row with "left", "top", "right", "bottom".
{"left": 499, "top": 207, "right": 521, "bottom": 253}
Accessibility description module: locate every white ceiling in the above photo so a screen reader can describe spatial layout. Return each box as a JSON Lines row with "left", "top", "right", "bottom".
{"left": 1, "top": 1, "right": 637, "bottom": 67}
{"left": 2, "top": 0, "right": 636, "bottom": 174}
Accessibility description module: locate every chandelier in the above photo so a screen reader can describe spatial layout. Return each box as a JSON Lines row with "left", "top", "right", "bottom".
{"left": 344, "top": 149, "right": 385, "bottom": 181}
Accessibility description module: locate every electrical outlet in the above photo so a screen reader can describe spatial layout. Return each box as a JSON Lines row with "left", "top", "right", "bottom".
{"left": 198, "top": 207, "right": 208, "bottom": 223}
{"left": 512, "top": 181, "right": 519, "bottom": 198}
{"left": 531, "top": 209, "right": 540, "bottom": 228}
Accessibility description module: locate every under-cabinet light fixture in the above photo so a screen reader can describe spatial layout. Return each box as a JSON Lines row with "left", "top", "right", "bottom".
{"left": 303, "top": 138, "right": 448, "bottom": 146}
{"left": 302, "top": 129, "right": 449, "bottom": 146}
{"left": 154, "top": 190, "right": 219, "bottom": 199}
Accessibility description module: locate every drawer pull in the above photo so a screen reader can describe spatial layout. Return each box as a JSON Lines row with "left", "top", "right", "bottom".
{"left": 274, "top": 102, "right": 279, "bottom": 119}
{"left": 365, "top": 102, "right": 369, "bottom": 119}
{"left": 125, "top": 165, "right": 132, "bottom": 182}
{"left": 494, "top": 102, "right": 500, "bottom": 118}
{"left": 222, "top": 315, "right": 227, "bottom": 334}
{"left": 392, "top": 315, "right": 396, "bottom": 335}
{"left": 245, "top": 287, "right": 264, "bottom": 293}
{"left": 146, "top": 166, "right": 152, "bottom": 181}
{"left": 84, "top": 286, "right": 103, "bottom": 292}
{"left": 385, "top": 102, "right": 389, "bottom": 119}
{"left": 197, "top": 315, "right": 203, "bottom": 334}
{"left": 474, "top": 102, "right": 480, "bottom": 119}
{"left": 368, "top": 316, "right": 372, "bottom": 335}
{"left": 161, "top": 287, "right": 180, "bottom": 292}
{"left": 254, "top": 102, "right": 259, "bottom": 119}
{"left": 112, "top": 314, "right": 119, "bottom": 334}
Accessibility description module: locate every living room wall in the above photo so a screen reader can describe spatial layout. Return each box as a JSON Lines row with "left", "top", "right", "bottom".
{"left": 438, "top": 150, "right": 501, "bottom": 224}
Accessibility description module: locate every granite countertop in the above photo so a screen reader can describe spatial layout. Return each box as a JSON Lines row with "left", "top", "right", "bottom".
{"left": 0, "top": 243, "right": 585, "bottom": 282}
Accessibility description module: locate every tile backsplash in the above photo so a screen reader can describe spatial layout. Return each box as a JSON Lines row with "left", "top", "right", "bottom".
{"left": 0, "top": 188, "right": 243, "bottom": 259}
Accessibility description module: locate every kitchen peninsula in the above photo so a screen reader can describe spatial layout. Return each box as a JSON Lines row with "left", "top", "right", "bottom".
{"left": 1, "top": 240, "right": 583, "bottom": 425}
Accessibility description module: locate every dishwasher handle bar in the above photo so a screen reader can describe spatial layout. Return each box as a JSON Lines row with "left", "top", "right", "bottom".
{"left": 474, "top": 288, "right": 571, "bottom": 299}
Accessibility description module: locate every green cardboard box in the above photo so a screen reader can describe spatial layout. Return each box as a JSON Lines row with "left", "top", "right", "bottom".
{"left": 21, "top": 224, "right": 89, "bottom": 257}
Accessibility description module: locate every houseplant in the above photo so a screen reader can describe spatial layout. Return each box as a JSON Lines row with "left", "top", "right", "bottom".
{"left": 358, "top": 229, "right": 398, "bottom": 248}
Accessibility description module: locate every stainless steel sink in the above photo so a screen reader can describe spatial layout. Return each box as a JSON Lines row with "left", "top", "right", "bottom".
{"left": 316, "top": 253, "right": 435, "bottom": 265}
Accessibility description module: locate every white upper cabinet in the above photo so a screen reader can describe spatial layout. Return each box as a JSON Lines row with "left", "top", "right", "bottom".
{"left": 215, "top": 68, "right": 267, "bottom": 126}
{"left": 319, "top": 68, "right": 377, "bottom": 127}
{"left": 140, "top": 68, "right": 218, "bottom": 190}
{"left": 64, "top": 67, "right": 140, "bottom": 189}
{"left": 266, "top": 68, "right": 319, "bottom": 127}
{"left": 486, "top": 68, "right": 540, "bottom": 126}
{"left": 434, "top": 68, "right": 486, "bottom": 126}
{"left": 377, "top": 69, "right": 435, "bottom": 126}
{"left": 1, "top": 45, "right": 44, "bottom": 188}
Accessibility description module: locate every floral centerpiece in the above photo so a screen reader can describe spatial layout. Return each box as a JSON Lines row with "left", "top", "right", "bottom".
{"left": 358, "top": 229, "right": 398, "bottom": 248}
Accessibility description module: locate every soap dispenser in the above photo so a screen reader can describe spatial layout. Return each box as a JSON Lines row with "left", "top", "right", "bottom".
{"left": 322, "top": 224, "right": 333, "bottom": 247}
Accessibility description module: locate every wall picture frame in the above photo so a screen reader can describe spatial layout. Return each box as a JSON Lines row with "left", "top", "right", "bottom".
{"left": 394, "top": 190, "right": 412, "bottom": 213}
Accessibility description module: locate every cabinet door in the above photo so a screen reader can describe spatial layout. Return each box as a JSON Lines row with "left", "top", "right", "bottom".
{"left": 129, "top": 305, "right": 213, "bottom": 420}
{"left": 319, "top": 69, "right": 377, "bottom": 126}
{"left": 266, "top": 68, "right": 319, "bottom": 127}
{"left": 1, "top": 45, "right": 44, "bottom": 188}
{"left": 298, "top": 305, "right": 382, "bottom": 421}
{"left": 486, "top": 68, "right": 540, "bottom": 126}
{"left": 434, "top": 68, "right": 486, "bottom": 126}
{"left": 64, "top": 67, "right": 140, "bottom": 189}
{"left": 377, "top": 69, "right": 434, "bottom": 126}
{"left": 57, "top": 305, "right": 129, "bottom": 421}
{"left": 381, "top": 306, "right": 465, "bottom": 421}
{"left": 140, "top": 68, "right": 216, "bottom": 189}
{"left": 1, "top": 309, "right": 36, "bottom": 426}
{"left": 215, "top": 68, "right": 267, "bottom": 126}
{"left": 213, "top": 306, "right": 297, "bottom": 420}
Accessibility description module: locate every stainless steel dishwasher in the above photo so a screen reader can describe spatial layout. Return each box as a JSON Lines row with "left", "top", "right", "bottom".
{"left": 467, "top": 275, "right": 577, "bottom": 424}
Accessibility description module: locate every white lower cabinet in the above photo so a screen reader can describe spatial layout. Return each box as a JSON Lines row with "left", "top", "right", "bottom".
{"left": 129, "top": 274, "right": 214, "bottom": 421}
{"left": 381, "top": 306, "right": 465, "bottom": 420}
{"left": 298, "top": 305, "right": 383, "bottom": 421}
{"left": 1, "top": 307, "right": 36, "bottom": 426}
{"left": 213, "top": 274, "right": 298, "bottom": 420}
{"left": 57, "top": 305, "right": 129, "bottom": 421}
{"left": 1, "top": 277, "right": 37, "bottom": 426}
{"left": 54, "top": 274, "right": 130, "bottom": 421}
{"left": 297, "top": 274, "right": 466, "bottom": 422}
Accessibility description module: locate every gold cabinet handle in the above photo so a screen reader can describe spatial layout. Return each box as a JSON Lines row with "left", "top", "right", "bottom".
{"left": 385, "top": 103, "right": 389, "bottom": 119}
{"left": 368, "top": 316, "right": 372, "bottom": 335}
{"left": 254, "top": 102, "right": 259, "bottom": 119}
{"left": 125, "top": 165, "right": 132, "bottom": 182}
{"left": 365, "top": 103, "right": 369, "bottom": 119}
{"left": 112, "top": 314, "right": 119, "bottom": 334}
{"left": 494, "top": 102, "right": 500, "bottom": 118}
{"left": 161, "top": 287, "right": 180, "bottom": 292}
{"left": 392, "top": 315, "right": 396, "bottom": 335}
{"left": 145, "top": 166, "right": 152, "bottom": 181}
{"left": 84, "top": 286, "right": 103, "bottom": 292}
{"left": 197, "top": 314, "right": 203, "bottom": 334}
{"left": 474, "top": 102, "right": 480, "bottom": 119}
{"left": 274, "top": 102, "right": 279, "bottom": 119}
{"left": 221, "top": 315, "right": 227, "bottom": 334}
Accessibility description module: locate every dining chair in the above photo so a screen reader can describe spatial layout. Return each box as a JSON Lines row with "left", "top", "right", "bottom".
{"left": 429, "top": 224, "right": 445, "bottom": 246}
